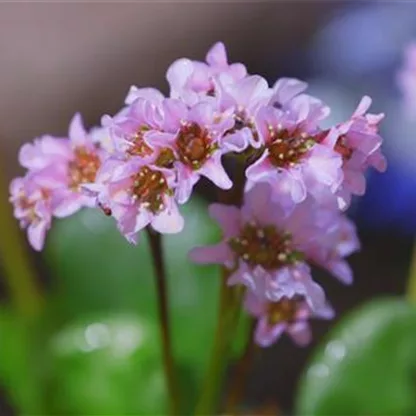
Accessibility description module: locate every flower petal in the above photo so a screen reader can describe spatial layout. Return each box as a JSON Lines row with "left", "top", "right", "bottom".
{"left": 189, "top": 242, "right": 233, "bottom": 265}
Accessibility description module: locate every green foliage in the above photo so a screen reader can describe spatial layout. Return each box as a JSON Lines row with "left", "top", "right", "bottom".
{"left": 0, "top": 308, "right": 44, "bottom": 414}
{"left": 0, "top": 198, "right": 250, "bottom": 414}
{"left": 46, "top": 314, "right": 166, "bottom": 415}
{"left": 45, "top": 199, "right": 223, "bottom": 380}
{"left": 43, "top": 198, "right": 248, "bottom": 413}
{"left": 296, "top": 298, "right": 416, "bottom": 415}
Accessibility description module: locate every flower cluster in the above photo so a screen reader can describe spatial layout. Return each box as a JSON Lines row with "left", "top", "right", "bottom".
{"left": 11, "top": 42, "right": 386, "bottom": 347}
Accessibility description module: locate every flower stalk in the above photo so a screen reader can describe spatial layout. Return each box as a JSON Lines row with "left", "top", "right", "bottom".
{"left": 407, "top": 240, "right": 416, "bottom": 303}
{"left": 146, "top": 227, "right": 180, "bottom": 415}
{"left": 194, "top": 270, "right": 244, "bottom": 415}
{"left": 224, "top": 319, "right": 256, "bottom": 415}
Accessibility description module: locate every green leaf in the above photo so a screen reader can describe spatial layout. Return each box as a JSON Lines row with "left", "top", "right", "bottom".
{"left": 45, "top": 198, "right": 239, "bottom": 386}
{"left": 296, "top": 298, "right": 416, "bottom": 415}
{"left": 0, "top": 307, "right": 44, "bottom": 414}
{"left": 46, "top": 313, "right": 166, "bottom": 415}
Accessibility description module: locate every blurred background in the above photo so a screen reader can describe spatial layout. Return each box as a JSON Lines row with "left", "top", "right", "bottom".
{"left": 1, "top": 1, "right": 416, "bottom": 415}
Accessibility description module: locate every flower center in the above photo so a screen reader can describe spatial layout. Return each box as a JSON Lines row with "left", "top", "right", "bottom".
{"left": 126, "top": 130, "right": 153, "bottom": 157}
{"left": 267, "top": 128, "right": 315, "bottom": 168}
{"left": 130, "top": 166, "right": 169, "bottom": 213}
{"left": 266, "top": 297, "right": 300, "bottom": 326}
{"left": 176, "top": 122, "right": 214, "bottom": 169}
{"left": 15, "top": 188, "right": 50, "bottom": 225}
{"left": 334, "top": 135, "right": 353, "bottom": 161}
{"left": 155, "top": 147, "right": 176, "bottom": 169}
{"left": 228, "top": 223, "right": 302, "bottom": 270}
{"left": 225, "top": 110, "right": 258, "bottom": 142}
{"left": 68, "top": 147, "right": 101, "bottom": 190}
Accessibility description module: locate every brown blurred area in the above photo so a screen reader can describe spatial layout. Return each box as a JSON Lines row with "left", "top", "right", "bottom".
{"left": 0, "top": 1, "right": 333, "bottom": 178}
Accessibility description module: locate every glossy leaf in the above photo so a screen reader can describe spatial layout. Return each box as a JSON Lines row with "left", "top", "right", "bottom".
{"left": 46, "top": 313, "right": 166, "bottom": 415}
{"left": 296, "top": 298, "right": 416, "bottom": 415}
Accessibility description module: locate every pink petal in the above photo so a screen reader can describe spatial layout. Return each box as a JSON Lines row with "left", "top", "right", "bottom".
{"left": 206, "top": 42, "right": 227, "bottom": 67}
{"left": 271, "top": 77, "right": 308, "bottom": 106}
{"left": 40, "top": 136, "right": 71, "bottom": 158}
{"left": 316, "top": 303, "right": 335, "bottom": 320}
{"left": 255, "top": 318, "right": 286, "bottom": 347}
{"left": 151, "top": 203, "right": 184, "bottom": 234}
{"left": 144, "top": 131, "right": 176, "bottom": 148}
{"left": 327, "top": 260, "right": 353, "bottom": 285}
{"left": 162, "top": 99, "right": 188, "bottom": 132}
{"left": 53, "top": 193, "right": 83, "bottom": 218}
{"left": 281, "top": 169, "right": 306, "bottom": 203}
{"left": 345, "top": 170, "right": 366, "bottom": 196}
{"left": 124, "top": 86, "right": 164, "bottom": 105}
{"left": 222, "top": 128, "right": 252, "bottom": 153}
{"left": 198, "top": 156, "right": 232, "bottom": 190}
{"left": 166, "top": 58, "right": 194, "bottom": 95}
{"left": 208, "top": 203, "right": 241, "bottom": 238}
{"left": 245, "top": 151, "right": 272, "bottom": 182}
{"left": 27, "top": 221, "right": 47, "bottom": 251}
{"left": 174, "top": 165, "right": 200, "bottom": 204}
{"left": 228, "top": 63, "right": 247, "bottom": 80}
{"left": 230, "top": 75, "right": 269, "bottom": 109}
{"left": 189, "top": 242, "right": 233, "bottom": 265}
{"left": 128, "top": 209, "right": 152, "bottom": 237}
{"left": 243, "top": 291, "right": 266, "bottom": 317}
{"left": 243, "top": 182, "right": 281, "bottom": 225}
{"left": 305, "top": 145, "right": 343, "bottom": 188}
{"left": 68, "top": 113, "right": 88, "bottom": 146}
{"left": 352, "top": 96, "right": 372, "bottom": 118}
{"left": 227, "top": 261, "right": 253, "bottom": 288}
{"left": 111, "top": 159, "right": 143, "bottom": 182}
{"left": 367, "top": 151, "right": 387, "bottom": 172}
{"left": 287, "top": 321, "right": 312, "bottom": 346}
{"left": 189, "top": 102, "right": 214, "bottom": 126}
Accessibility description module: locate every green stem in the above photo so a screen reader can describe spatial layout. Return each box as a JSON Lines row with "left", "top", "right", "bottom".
{"left": 0, "top": 167, "right": 42, "bottom": 319}
{"left": 407, "top": 241, "right": 416, "bottom": 303}
{"left": 195, "top": 270, "right": 243, "bottom": 415}
{"left": 146, "top": 227, "right": 180, "bottom": 415}
{"left": 195, "top": 160, "right": 247, "bottom": 415}
{"left": 224, "top": 319, "right": 256, "bottom": 415}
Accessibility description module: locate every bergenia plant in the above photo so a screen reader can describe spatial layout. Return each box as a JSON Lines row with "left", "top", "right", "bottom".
{"left": 9, "top": 42, "right": 386, "bottom": 414}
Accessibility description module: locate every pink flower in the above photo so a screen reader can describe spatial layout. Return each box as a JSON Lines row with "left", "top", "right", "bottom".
{"left": 50, "top": 113, "right": 106, "bottom": 217}
{"left": 189, "top": 183, "right": 356, "bottom": 310}
{"left": 216, "top": 75, "right": 272, "bottom": 153}
{"left": 166, "top": 41, "right": 247, "bottom": 105}
{"left": 102, "top": 96, "right": 163, "bottom": 158}
{"left": 16, "top": 113, "right": 106, "bottom": 219}
{"left": 321, "top": 96, "right": 387, "bottom": 209}
{"left": 244, "top": 291, "right": 334, "bottom": 347}
{"left": 309, "top": 215, "right": 360, "bottom": 285}
{"left": 9, "top": 175, "right": 53, "bottom": 251}
{"left": 217, "top": 77, "right": 329, "bottom": 155}
{"left": 18, "top": 134, "right": 69, "bottom": 171}
{"left": 84, "top": 155, "right": 184, "bottom": 244}
{"left": 146, "top": 99, "right": 235, "bottom": 203}
{"left": 269, "top": 78, "right": 308, "bottom": 109}
{"left": 246, "top": 105, "right": 343, "bottom": 207}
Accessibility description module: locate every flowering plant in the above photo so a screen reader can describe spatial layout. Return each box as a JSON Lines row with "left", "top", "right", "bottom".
{"left": 8, "top": 42, "right": 387, "bottom": 414}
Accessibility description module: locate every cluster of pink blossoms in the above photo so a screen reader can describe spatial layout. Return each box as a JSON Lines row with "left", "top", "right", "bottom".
{"left": 10, "top": 42, "right": 386, "bottom": 347}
